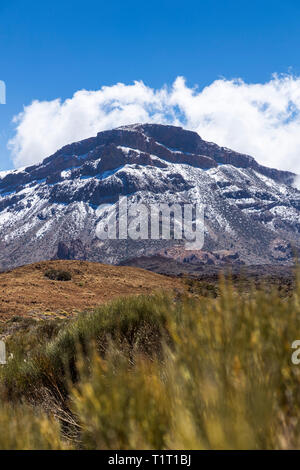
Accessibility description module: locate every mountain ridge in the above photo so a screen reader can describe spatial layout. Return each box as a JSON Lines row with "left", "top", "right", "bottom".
{"left": 2, "top": 124, "right": 295, "bottom": 192}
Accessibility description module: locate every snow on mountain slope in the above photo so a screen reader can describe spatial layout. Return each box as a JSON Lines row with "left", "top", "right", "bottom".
{"left": 0, "top": 123, "right": 299, "bottom": 270}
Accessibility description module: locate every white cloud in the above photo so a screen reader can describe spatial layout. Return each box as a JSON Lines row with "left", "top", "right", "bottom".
{"left": 8, "top": 75, "right": 300, "bottom": 176}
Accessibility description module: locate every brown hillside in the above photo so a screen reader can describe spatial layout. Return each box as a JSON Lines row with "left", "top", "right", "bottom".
{"left": 0, "top": 260, "right": 184, "bottom": 321}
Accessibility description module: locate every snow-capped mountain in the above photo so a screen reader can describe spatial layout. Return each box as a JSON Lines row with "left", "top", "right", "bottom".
{"left": 0, "top": 123, "right": 299, "bottom": 271}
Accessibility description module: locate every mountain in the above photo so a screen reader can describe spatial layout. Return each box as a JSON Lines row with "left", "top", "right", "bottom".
{"left": 0, "top": 123, "right": 299, "bottom": 271}
{"left": 0, "top": 259, "right": 184, "bottom": 321}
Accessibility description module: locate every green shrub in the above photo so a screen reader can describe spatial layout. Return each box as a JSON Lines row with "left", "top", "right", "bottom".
{"left": 0, "top": 295, "right": 170, "bottom": 405}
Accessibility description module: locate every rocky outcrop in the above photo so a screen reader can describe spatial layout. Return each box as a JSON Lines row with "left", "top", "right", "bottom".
{"left": 54, "top": 240, "right": 87, "bottom": 260}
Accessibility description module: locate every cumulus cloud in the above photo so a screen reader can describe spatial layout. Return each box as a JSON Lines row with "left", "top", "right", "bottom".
{"left": 8, "top": 75, "right": 300, "bottom": 176}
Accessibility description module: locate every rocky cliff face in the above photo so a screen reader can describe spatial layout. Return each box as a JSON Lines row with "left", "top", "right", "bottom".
{"left": 0, "top": 123, "right": 299, "bottom": 271}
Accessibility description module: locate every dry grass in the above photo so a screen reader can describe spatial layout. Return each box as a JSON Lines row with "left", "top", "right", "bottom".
{"left": 0, "top": 276, "right": 300, "bottom": 449}
{"left": 0, "top": 260, "right": 185, "bottom": 320}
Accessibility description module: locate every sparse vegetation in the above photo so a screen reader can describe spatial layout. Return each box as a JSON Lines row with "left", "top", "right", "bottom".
{"left": 0, "top": 276, "right": 300, "bottom": 449}
{"left": 0, "top": 260, "right": 182, "bottom": 319}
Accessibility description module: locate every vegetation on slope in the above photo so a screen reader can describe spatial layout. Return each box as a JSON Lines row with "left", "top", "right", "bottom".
{"left": 0, "top": 276, "right": 300, "bottom": 449}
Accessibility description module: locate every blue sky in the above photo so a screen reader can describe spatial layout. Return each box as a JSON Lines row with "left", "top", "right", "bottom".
{"left": 1, "top": 0, "right": 300, "bottom": 171}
